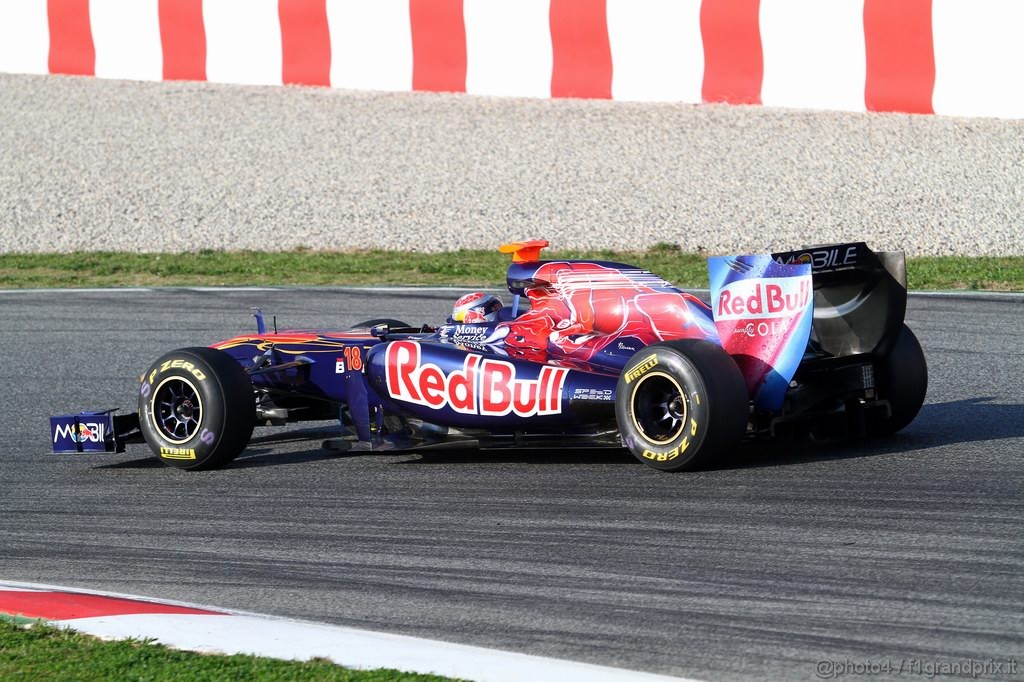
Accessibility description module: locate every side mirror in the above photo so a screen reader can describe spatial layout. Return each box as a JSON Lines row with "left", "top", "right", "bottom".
{"left": 369, "top": 324, "right": 390, "bottom": 338}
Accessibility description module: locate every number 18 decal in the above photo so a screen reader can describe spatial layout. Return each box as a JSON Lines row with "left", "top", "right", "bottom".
{"left": 343, "top": 346, "right": 363, "bottom": 371}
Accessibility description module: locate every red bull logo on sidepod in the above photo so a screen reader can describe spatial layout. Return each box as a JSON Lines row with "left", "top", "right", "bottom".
{"left": 385, "top": 340, "right": 568, "bottom": 417}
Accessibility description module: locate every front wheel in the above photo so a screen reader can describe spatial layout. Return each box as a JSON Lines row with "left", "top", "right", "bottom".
{"left": 138, "top": 347, "right": 255, "bottom": 470}
{"left": 616, "top": 340, "right": 749, "bottom": 472}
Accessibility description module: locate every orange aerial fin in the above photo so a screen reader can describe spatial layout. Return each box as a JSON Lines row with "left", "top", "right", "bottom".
{"left": 498, "top": 239, "right": 550, "bottom": 263}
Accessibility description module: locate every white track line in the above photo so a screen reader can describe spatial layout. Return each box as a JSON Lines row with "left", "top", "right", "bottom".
{"left": 178, "top": 287, "right": 284, "bottom": 292}
{"left": 909, "top": 290, "right": 1024, "bottom": 298}
{"left": 0, "top": 286, "right": 484, "bottom": 294}
{"left": 0, "top": 287, "right": 156, "bottom": 294}
{"left": 1, "top": 580, "right": 691, "bottom": 682}
{"left": 0, "top": 286, "right": 1020, "bottom": 300}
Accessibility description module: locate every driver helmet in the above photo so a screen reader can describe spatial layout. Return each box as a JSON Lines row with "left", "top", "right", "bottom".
{"left": 452, "top": 292, "right": 503, "bottom": 323}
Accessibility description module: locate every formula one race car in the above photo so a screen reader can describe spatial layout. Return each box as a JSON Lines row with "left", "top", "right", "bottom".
{"left": 51, "top": 240, "right": 927, "bottom": 472}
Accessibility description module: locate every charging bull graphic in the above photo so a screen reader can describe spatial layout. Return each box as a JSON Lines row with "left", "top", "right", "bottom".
{"left": 501, "top": 261, "right": 719, "bottom": 368}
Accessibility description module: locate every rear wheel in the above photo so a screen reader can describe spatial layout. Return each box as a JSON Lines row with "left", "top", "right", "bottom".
{"left": 868, "top": 324, "right": 928, "bottom": 435}
{"left": 138, "top": 347, "right": 255, "bottom": 470}
{"left": 616, "top": 340, "right": 749, "bottom": 472}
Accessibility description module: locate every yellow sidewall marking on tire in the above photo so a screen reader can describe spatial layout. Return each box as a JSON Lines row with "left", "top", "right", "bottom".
{"left": 624, "top": 355, "right": 658, "bottom": 383}
{"left": 159, "top": 446, "right": 197, "bottom": 460}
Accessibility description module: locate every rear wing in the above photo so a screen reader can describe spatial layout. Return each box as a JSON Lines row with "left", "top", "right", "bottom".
{"left": 771, "top": 242, "right": 907, "bottom": 358}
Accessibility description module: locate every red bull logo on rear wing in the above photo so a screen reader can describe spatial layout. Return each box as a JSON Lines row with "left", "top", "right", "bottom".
{"left": 709, "top": 255, "right": 813, "bottom": 412}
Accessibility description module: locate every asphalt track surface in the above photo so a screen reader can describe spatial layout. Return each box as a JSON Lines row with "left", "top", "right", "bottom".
{"left": 1, "top": 288, "right": 1022, "bottom": 681}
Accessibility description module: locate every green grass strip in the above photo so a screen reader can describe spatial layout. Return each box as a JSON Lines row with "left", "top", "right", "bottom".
{"left": 0, "top": 247, "right": 1020, "bottom": 291}
{"left": 0, "top": 619, "right": 458, "bottom": 682}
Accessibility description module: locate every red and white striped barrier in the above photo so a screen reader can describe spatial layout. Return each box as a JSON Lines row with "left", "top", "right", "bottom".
{"left": 1, "top": 0, "right": 1022, "bottom": 117}
{"left": 0, "top": 581, "right": 688, "bottom": 681}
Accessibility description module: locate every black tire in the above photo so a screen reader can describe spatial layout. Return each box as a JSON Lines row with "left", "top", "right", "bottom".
{"left": 348, "top": 318, "right": 411, "bottom": 330}
{"left": 616, "top": 340, "right": 749, "bottom": 472}
{"left": 868, "top": 324, "right": 928, "bottom": 436}
{"left": 138, "top": 347, "right": 255, "bottom": 470}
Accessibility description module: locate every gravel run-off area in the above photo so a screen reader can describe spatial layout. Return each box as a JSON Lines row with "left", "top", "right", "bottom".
{"left": 1, "top": 73, "right": 1022, "bottom": 256}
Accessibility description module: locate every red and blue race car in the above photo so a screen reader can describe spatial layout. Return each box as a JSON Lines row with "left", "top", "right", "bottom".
{"left": 51, "top": 240, "right": 927, "bottom": 472}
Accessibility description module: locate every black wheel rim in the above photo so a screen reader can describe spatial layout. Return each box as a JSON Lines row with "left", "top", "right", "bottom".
{"left": 152, "top": 377, "right": 203, "bottom": 444}
{"left": 631, "top": 372, "right": 687, "bottom": 445}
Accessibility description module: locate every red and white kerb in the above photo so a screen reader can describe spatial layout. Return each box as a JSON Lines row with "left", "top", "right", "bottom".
{"left": 0, "top": 0, "right": 1021, "bottom": 117}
